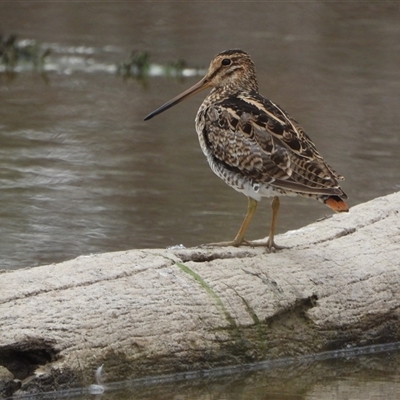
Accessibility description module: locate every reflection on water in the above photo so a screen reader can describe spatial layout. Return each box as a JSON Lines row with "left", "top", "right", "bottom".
{"left": 0, "top": 2, "right": 400, "bottom": 270}
{"left": 36, "top": 345, "right": 400, "bottom": 399}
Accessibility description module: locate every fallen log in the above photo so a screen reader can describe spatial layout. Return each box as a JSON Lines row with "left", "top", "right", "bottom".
{"left": 1, "top": 191, "right": 399, "bottom": 396}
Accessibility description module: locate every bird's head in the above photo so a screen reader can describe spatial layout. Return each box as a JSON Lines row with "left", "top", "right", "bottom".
{"left": 144, "top": 49, "right": 258, "bottom": 121}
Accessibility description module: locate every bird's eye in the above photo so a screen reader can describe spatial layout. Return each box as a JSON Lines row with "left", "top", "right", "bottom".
{"left": 221, "top": 58, "right": 231, "bottom": 66}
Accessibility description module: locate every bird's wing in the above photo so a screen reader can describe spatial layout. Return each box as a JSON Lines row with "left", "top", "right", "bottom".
{"left": 202, "top": 94, "right": 346, "bottom": 196}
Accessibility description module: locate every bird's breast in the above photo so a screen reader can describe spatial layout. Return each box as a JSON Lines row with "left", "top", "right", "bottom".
{"left": 194, "top": 103, "right": 283, "bottom": 201}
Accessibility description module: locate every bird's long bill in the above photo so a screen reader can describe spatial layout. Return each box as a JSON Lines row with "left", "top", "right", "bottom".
{"left": 144, "top": 77, "right": 210, "bottom": 121}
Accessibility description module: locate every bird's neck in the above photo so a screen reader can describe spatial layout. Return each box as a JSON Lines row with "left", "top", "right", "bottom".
{"left": 206, "top": 84, "right": 258, "bottom": 103}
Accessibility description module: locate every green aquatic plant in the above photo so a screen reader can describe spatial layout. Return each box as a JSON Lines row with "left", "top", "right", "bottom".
{"left": 116, "top": 51, "right": 191, "bottom": 81}
{"left": 117, "top": 50, "right": 151, "bottom": 79}
{"left": 165, "top": 58, "right": 187, "bottom": 77}
{"left": 0, "top": 34, "right": 50, "bottom": 71}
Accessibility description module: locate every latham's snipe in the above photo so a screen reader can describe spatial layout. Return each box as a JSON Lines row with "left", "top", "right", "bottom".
{"left": 144, "top": 49, "right": 348, "bottom": 251}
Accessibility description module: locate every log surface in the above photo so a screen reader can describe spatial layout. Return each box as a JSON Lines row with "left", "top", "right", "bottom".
{"left": 1, "top": 191, "right": 399, "bottom": 396}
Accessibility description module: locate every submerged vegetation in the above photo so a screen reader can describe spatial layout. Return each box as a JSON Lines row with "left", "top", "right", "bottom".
{"left": 116, "top": 50, "right": 189, "bottom": 80}
{"left": 117, "top": 50, "right": 151, "bottom": 78}
{"left": 0, "top": 34, "right": 199, "bottom": 81}
{"left": 0, "top": 34, "right": 50, "bottom": 71}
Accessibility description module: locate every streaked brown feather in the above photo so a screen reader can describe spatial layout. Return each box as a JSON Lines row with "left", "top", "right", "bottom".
{"left": 199, "top": 94, "right": 347, "bottom": 199}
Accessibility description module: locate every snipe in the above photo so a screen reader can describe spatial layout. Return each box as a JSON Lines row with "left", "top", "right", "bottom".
{"left": 144, "top": 49, "right": 348, "bottom": 251}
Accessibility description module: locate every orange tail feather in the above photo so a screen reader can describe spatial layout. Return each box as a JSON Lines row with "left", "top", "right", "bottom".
{"left": 325, "top": 196, "right": 349, "bottom": 212}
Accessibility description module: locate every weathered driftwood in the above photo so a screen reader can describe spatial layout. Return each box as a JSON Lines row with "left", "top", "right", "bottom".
{"left": 0, "top": 191, "right": 399, "bottom": 396}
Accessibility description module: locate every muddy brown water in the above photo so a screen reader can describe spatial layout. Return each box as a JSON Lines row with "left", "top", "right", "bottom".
{"left": 1, "top": 4, "right": 400, "bottom": 397}
{"left": 14, "top": 345, "right": 400, "bottom": 399}
{"left": 1, "top": 3, "right": 400, "bottom": 270}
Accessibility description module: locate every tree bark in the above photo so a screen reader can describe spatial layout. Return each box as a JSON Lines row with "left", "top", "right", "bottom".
{"left": 1, "top": 192, "right": 399, "bottom": 396}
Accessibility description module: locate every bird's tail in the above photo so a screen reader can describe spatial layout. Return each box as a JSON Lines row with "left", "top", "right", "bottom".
{"left": 324, "top": 195, "right": 349, "bottom": 212}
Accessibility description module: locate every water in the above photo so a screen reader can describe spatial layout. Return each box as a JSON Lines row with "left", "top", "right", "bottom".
{"left": 18, "top": 345, "right": 400, "bottom": 399}
{"left": 1, "top": 3, "right": 400, "bottom": 270}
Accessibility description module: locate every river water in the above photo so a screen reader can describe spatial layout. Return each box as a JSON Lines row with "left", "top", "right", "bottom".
{"left": 21, "top": 344, "right": 400, "bottom": 399}
{"left": 1, "top": 3, "right": 400, "bottom": 398}
{"left": 1, "top": 2, "right": 399, "bottom": 270}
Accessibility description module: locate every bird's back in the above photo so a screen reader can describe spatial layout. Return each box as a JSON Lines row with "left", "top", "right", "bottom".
{"left": 195, "top": 89, "right": 347, "bottom": 205}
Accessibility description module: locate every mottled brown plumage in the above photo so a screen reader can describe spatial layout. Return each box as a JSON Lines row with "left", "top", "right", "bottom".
{"left": 145, "top": 49, "right": 348, "bottom": 250}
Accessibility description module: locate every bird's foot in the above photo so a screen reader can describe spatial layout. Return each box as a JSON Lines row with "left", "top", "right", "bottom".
{"left": 204, "top": 238, "right": 245, "bottom": 247}
{"left": 245, "top": 237, "right": 286, "bottom": 253}
{"left": 203, "top": 237, "right": 286, "bottom": 252}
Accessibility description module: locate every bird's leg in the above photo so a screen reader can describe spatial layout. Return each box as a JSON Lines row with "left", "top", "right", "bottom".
{"left": 265, "top": 196, "right": 285, "bottom": 252}
{"left": 206, "top": 197, "right": 258, "bottom": 247}
{"left": 246, "top": 196, "right": 286, "bottom": 252}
